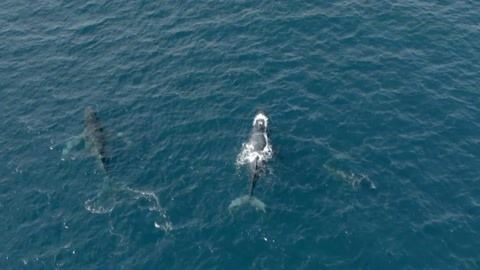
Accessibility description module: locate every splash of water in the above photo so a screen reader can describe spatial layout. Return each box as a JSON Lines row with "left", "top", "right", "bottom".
{"left": 236, "top": 141, "right": 273, "bottom": 166}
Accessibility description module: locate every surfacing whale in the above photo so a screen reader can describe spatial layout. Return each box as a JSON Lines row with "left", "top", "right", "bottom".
{"left": 229, "top": 112, "right": 272, "bottom": 212}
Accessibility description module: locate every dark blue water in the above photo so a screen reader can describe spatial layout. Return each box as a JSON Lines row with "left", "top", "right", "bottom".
{"left": 1, "top": 1, "right": 480, "bottom": 269}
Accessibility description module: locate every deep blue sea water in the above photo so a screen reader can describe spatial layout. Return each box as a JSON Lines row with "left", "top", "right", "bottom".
{"left": 1, "top": 1, "right": 480, "bottom": 269}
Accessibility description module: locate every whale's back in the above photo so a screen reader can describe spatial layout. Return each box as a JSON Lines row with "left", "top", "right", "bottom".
{"left": 250, "top": 131, "right": 266, "bottom": 150}
{"left": 84, "top": 107, "right": 108, "bottom": 171}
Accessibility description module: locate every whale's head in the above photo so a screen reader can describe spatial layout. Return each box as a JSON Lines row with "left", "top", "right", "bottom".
{"left": 84, "top": 107, "right": 97, "bottom": 123}
{"left": 253, "top": 112, "right": 268, "bottom": 132}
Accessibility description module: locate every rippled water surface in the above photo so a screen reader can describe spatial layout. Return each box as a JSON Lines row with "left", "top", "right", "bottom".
{"left": 1, "top": 1, "right": 480, "bottom": 269}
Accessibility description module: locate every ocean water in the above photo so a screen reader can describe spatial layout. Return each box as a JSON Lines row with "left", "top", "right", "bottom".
{"left": 1, "top": 0, "right": 480, "bottom": 269}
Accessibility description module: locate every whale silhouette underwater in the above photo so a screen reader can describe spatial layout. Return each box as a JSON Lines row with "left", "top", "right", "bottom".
{"left": 62, "top": 107, "right": 110, "bottom": 173}
{"left": 62, "top": 107, "right": 169, "bottom": 220}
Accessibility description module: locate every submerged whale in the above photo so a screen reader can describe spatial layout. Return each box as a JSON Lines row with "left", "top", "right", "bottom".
{"left": 83, "top": 107, "right": 109, "bottom": 172}
{"left": 63, "top": 108, "right": 169, "bottom": 223}
{"left": 62, "top": 107, "right": 109, "bottom": 173}
{"left": 229, "top": 112, "right": 272, "bottom": 212}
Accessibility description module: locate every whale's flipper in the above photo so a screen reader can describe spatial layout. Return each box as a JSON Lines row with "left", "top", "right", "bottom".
{"left": 228, "top": 195, "right": 266, "bottom": 212}
{"left": 62, "top": 133, "right": 85, "bottom": 160}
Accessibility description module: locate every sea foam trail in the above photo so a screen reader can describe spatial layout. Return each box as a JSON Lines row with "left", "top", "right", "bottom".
{"left": 124, "top": 187, "right": 173, "bottom": 232}
{"left": 84, "top": 182, "right": 172, "bottom": 231}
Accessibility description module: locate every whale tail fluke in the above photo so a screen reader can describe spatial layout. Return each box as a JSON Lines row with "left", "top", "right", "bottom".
{"left": 228, "top": 195, "right": 266, "bottom": 212}
{"left": 229, "top": 157, "right": 266, "bottom": 212}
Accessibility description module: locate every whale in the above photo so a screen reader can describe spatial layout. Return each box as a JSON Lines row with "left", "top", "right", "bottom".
{"left": 62, "top": 108, "right": 171, "bottom": 223}
{"left": 247, "top": 113, "right": 269, "bottom": 196}
{"left": 62, "top": 107, "right": 109, "bottom": 173}
{"left": 229, "top": 112, "right": 272, "bottom": 212}
{"left": 83, "top": 107, "right": 109, "bottom": 172}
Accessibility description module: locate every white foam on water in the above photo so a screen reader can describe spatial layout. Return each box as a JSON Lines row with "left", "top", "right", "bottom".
{"left": 84, "top": 198, "right": 115, "bottom": 214}
{"left": 124, "top": 187, "right": 173, "bottom": 231}
{"left": 125, "top": 187, "right": 163, "bottom": 212}
{"left": 154, "top": 221, "right": 173, "bottom": 232}
{"left": 84, "top": 184, "right": 172, "bottom": 232}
